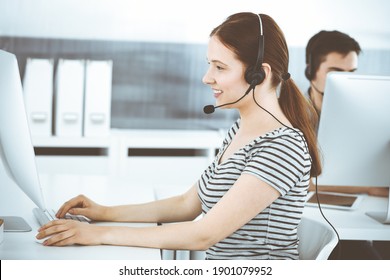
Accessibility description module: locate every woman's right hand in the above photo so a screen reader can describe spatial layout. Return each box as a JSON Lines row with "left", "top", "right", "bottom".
{"left": 56, "top": 194, "right": 109, "bottom": 221}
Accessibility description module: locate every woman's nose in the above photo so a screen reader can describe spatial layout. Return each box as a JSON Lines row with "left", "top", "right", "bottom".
{"left": 202, "top": 69, "right": 215, "bottom": 85}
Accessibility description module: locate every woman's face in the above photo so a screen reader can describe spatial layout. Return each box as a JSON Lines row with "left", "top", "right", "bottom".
{"left": 202, "top": 36, "right": 249, "bottom": 109}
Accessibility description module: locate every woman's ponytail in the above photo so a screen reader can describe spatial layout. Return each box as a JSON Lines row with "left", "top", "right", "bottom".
{"left": 279, "top": 78, "right": 322, "bottom": 177}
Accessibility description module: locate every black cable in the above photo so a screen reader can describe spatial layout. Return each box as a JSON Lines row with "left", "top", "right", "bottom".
{"left": 314, "top": 176, "right": 341, "bottom": 258}
{"left": 252, "top": 88, "right": 341, "bottom": 257}
{"left": 251, "top": 88, "right": 311, "bottom": 160}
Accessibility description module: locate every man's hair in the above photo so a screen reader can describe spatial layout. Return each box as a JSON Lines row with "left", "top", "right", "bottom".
{"left": 305, "top": 30, "right": 361, "bottom": 80}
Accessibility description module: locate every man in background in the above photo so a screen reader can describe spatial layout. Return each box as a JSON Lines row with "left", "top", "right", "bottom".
{"left": 305, "top": 30, "right": 389, "bottom": 259}
{"left": 305, "top": 30, "right": 360, "bottom": 116}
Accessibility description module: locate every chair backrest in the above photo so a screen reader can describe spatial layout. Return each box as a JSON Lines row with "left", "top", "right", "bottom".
{"left": 297, "top": 216, "right": 339, "bottom": 260}
{"left": 181, "top": 216, "right": 338, "bottom": 260}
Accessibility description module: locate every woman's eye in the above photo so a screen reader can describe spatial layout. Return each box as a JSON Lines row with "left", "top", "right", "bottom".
{"left": 216, "top": 65, "right": 224, "bottom": 70}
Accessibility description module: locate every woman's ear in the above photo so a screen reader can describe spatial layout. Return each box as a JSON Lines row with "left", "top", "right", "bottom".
{"left": 262, "top": 63, "right": 272, "bottom": 80}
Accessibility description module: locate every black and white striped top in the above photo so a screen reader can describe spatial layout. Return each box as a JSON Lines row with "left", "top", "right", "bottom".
{"left": 197, "top": 119, "right": 311, "bottom": 260}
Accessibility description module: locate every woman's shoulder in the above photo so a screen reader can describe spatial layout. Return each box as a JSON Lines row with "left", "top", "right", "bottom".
{"left": 249, "top": 126, "right": 308, "bottom": 154}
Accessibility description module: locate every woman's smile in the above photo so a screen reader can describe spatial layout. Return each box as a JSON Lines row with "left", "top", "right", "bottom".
{"left": 213, "top": 88, "right": 223, "bottom": 99}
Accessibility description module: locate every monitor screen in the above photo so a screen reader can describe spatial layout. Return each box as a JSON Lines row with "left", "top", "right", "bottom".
{"left": 0, "top": 50, "right": 46, "bottom": 211}
{"left": 316, "top": 72, "right": 390, "bottom": 223}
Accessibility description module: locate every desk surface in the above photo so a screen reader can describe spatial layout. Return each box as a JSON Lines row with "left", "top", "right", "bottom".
{"left": 303, "top": 193, "right": 390, "bottom": 241}
{"left": 0, "top": 173, "right": 161, "bottom": 260}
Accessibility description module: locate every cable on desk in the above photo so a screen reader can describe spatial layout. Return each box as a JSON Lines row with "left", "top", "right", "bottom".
{"left": 314, "top": 176, "right": 341, "bottom": 259}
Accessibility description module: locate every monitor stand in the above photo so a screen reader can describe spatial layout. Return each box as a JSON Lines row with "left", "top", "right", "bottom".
{"left": 366, "top": 187, "right": 390, "bottom": 224}
{"left": 0, "top": 216, "right": 32, "bottom": 232}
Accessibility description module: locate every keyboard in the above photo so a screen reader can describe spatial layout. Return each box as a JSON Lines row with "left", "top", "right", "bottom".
{"left": 33, "top": 208, "right": 90, "bottom": 226}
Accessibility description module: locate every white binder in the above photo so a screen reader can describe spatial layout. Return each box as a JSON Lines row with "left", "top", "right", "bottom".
{"left": 83, "top": 60, "right": 113, "bottom": 137}
{"left": 54, "top": 59, "right": 85, "bottom": 137}
{"left": 22, "top": 58, "right": 54, "bottom": 137}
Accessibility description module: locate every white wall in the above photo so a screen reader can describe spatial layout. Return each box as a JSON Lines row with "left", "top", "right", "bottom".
{"left": 0, "top": 0, "right": 389, "bottom": 49}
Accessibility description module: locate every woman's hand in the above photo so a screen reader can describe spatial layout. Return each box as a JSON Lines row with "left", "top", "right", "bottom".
{"left": 36, "top": 220, "right": 106, "bottom": 246}
{"left": 56, "top": 194, "right": 109, "bottom": 221}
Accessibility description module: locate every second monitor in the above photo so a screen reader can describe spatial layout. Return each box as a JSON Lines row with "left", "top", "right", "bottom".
{"left": 316, "top": 72, "right": 390, "bottom": 223}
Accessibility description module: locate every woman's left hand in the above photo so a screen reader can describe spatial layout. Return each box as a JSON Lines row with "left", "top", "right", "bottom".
{"left": 36, "top": 220, "right": 105, "bottom": 246}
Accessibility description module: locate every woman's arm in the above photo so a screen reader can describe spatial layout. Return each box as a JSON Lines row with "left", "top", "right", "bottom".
{"left": 108, "top": 184, "right": 202, "bottom": 223}
{"left": 38, "top": 174, "right": 280, "bottom": 250}
{"left": 56, "top": 183, "right": 202, "bottom": 223}
{"left": 105, "top": 174, "right": 280, "bottom": 251}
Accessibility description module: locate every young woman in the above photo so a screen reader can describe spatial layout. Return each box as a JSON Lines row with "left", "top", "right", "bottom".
{"left": 37, "top": 12, "right": 321, "bottom": 260}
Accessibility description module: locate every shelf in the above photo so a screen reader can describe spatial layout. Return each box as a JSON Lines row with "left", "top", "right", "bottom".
{"left": 111, "top": 128, "right": 224, "bottom": 149}
{"left": 32, "top": 136, "right": 111, "bottom": 148}
{"left": 32, "top": 129, "right": 223, "bottom": 178}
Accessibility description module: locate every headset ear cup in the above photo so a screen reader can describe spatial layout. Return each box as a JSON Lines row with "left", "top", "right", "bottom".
{"left": 305, "top": 65, "right": 312, "bottom": 80}
{"left": 245, "top": 66, "right": 266, "bottom": 86}
{"left": 244, "top": 66, "right": 254, "bottom": 84}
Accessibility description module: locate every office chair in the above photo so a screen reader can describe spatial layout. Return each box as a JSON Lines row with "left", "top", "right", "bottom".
{"left": 163, "top": 216, "right": 338, "bottom": 260}
{"left": 297, "top": 216, "right": 339, "bottom": 260}
{"left": 186, "top": 217, "right": 339, "bottom": 260}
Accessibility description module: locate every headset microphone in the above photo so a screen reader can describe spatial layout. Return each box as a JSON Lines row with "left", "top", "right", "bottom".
{"left": 203, "top": 104, "right": 216, "bottom": 114}
{"left": 203, "top": 83, "right": 255, "bottom": 114}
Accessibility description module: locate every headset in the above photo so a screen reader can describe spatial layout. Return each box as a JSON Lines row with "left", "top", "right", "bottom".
{"left": 244, "top": 14, "right": 266, "bottom": 88}
{"left": 305, "top": 31, "right": 319, "bottom": 81}
{"left": 305, "top": 53, "right": 313, "bottom": 80}
{"left": 305, "top": 39, "right": 326, "bottom": 95}
{"left": 305, "top": 51, "right": 325, "bottom": 95}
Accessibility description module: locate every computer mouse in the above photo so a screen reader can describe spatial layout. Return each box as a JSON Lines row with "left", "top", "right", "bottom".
{"left": 35, "top": 234, "right": 50, "bottom": 245}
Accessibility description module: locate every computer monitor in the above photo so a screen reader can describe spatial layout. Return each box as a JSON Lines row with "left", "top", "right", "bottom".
{"left": 0, "top": 50, "right": 46, "bottom": 231}
{"left": 317, "top": 72, "right": 390, "bottom": 224}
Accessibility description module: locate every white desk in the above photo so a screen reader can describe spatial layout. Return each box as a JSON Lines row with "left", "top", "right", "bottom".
{"left": 0, "top": 173, "right": 161, "bottom": 260}
{"left": 303, "top": 194, "right": 390, "bottom": 241}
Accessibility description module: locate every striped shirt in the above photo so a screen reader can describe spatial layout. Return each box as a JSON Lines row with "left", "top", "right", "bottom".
{"left": 197, "top": 119, "right": 311, "bottom": 260}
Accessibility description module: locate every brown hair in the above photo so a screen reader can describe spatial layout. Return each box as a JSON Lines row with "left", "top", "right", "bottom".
{"left": 211, "top": 12, "right": 322, "bottom": 177}
{"left": 305, "top": 30, "right": 361, "bottom": 80}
